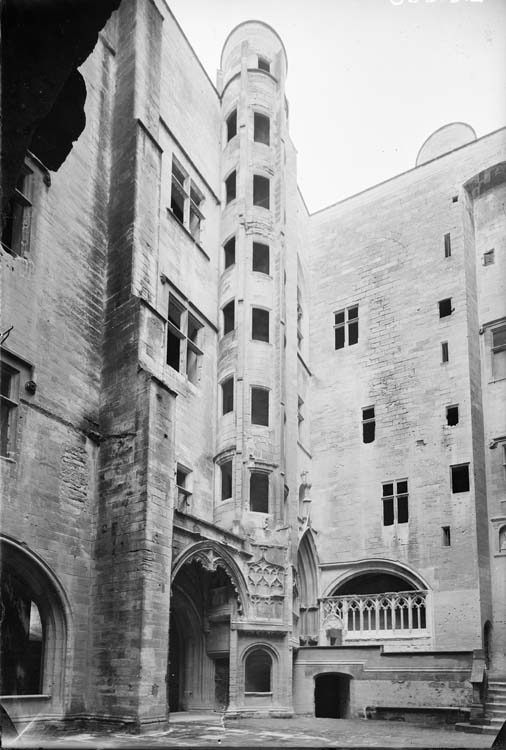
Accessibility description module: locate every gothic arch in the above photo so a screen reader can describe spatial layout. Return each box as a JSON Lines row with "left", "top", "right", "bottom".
{"left": 171, "top": 540, "right": 249, "bottom": 616}
{"left": 322, "top": 558, "right": 431, "bottom": 598}
{"left": 0, "top": 535, "right": 71, "bottom": 711}
{"left": 297, "top": 529, "right": 319, "bottom": 607}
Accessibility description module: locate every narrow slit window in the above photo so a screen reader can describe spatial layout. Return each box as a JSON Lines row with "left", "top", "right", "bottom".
{"left": 226, "top": 109, "right": 237, "bottom": 142}
{"left": 452, "top": 195, "right": 458, "bottom": 203}
{"left": 442, "top": 526, "right": 451, "bottom": 546}
{"left": 167, "top": 295, "right": 185, "bottom": 371}
{"left": 444, "top": 233, "right": 451, "bottom": 258}
{"left": 176, "top": 464, "right": 192, "bottom": 511}
{"left": 224, "top": 237, "right": 236, "bottom": 269}
{"left": 362, "top": 406, "right": 375, "bottom": 443}
{"left": 1, "top": 363, "right": 19, "bottom": 457}
{"left": 253, "top": 175, "right": 270, "bottom": 209}
{"left": 492, "top": 325, "right": 506, "bottom": 380}
{"left": 222, "top": 377, "right": 234, "bottom": 415}
{"left": 225, "top": 171, "right": 236, "bottom": 204}
{"left": 1, "top": 170, "right": 32, "bottom": 256}
{"left": 439, "top": 298, "right": 453, "bottom": 318}
{"left": 254, "top": 113, "right": 270, "bottom": 145}
{"left": 446, "top": 405, "right": 459, "bottom": 426}
{"left": 189, "top": 183, "right": 204, "bottom": 243}
{"left": 186, "top": 314, "right": 203, "bottom": 384}
{"left": 257, "top": 56, "right": 270, "bottom": 73}
{"left": 171, "top": 159, "right": 187, "bottom": 223}
{"left": 252, "top": 242, "right": 269, "bottom": 274}
{"left": 252, "top": 308, "right": 269, "bottom": 342}
{"left": 221, "top": 460, "right": 233, "bottom": 501}
{"left": 223, "top": 301, "right": 235, "bottom": 335}
{"left": 250, "top": 472, "right": 269, "bottom": 513}
{"left": 441, "top": 341, "right": 449, "bottom": 363}
{"left": 251, "top": 387, "right": 269, "bottom": 426}
{"left": 451, "top": 464, "right": 470, "bottom": 493}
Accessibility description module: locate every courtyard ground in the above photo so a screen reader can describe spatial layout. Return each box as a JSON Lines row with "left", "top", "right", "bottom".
{"left": 6, "top": 712, "right": 497, "bottom": 749}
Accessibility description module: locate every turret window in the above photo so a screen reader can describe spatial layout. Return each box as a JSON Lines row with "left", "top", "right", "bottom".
{"left": 252, "top": 242, "right": 269, "bottom": 274}
{"left": 225, "top": 171, "right": 236, "bottom": 204}
{"left": 221, "top": 460, "right": 233, "bottom": 501}
{"left": 253, "top": 175, "right": 270, "bottom": 209}
{"left": 254, "top": 113, "right": 270, "bottom": 146}
{"left": 257, "top": 56, "right": 270, "bottom": 73}
{"left": 222, "top": 377, "right": 234, "bottom": 414}
{"left": 224, "top": 237, "right": 236, "bottom": 269}
{"left": 226, "top": 109, "right": 237, "bottom": 141}
{"left": 251, "top": 387, "right": 269, "bottom": 426}
{"left": 223, "top": 301, "right": 235, "bottom": 335}
{"left": 250, "top": 472, "right": 269, "bottom": 513}
{"left": 252, "top": 308, "right": 269, "bottom": 342}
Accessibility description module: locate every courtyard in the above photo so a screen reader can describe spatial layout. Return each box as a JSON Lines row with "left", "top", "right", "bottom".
{"left": 7, "top": 714, "right": 496, "bottom": 748}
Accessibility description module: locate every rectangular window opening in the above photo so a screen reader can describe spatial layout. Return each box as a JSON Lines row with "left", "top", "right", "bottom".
{"left": 334, "top": 306, "right": 359, "bottom": 349}
{"left": 451, "top": 464, "right": 470, "bottom": 493}
{"left": 0, "top": 363, "right": 19, "bottom": 457}
{"left": 224, "top": 237, "right": 236, "bottom": 269}
{"left": 441, "top": 341, "right": 449, "bottom": 363}
{"left": 446, "top": 404, "right": 459, "bottom": 426}
{"left": 444, "top": 233, "right": 451, "bottom": 258}
{"left": 222, "top": 377, "right": 234, "bottom": 415}
{"left": 442, "top": 526, "right": 451, "bottom": 547}
{"left": 223, "top": 301, "right": 235, "bottom": 335}
{"left": 253, "top": 175, "right": 270, "bottom": 209}
{"left": 492, "top": 325, "right": 506, "bottom": 380}
{"left": 176, "top": 464, "right": 192, "bottom": 511}
{"left": 251, "top": 387, "right": 269, "bottom": 426}
{"left": 452, "top": 195, "right": 458, "bottom": 203}
{"left": 225, "top": 171, "right": 236, "bottom": 204}
{"left": 250, "top": 471, "right": 269, "bottom": 513}
{"left": 257, "top": 56, "right": 270, "bottom": 72}
{"left": 221, "top": 460, "right": 233, "bottom": 501}
{"left": 171, "top": 159, "right": 187, "bottom": 223}
{"left": 252, "top": 308, "right": 269, "bottom": 342}
{"left": 252, "top": 242, "right": 269, "bottom": 274}
{"left": 1, "top": 170, "right": 32, "bottom": 256}
{"left": 382, "top": 480, "right": 408, "bottom": 526}
{"left": 362, "top": 406, "right": 375, "bottom": 443}
{"left": 189, "top": 183, "right": 204, "bottom": 243}
{"left": 167, "top": 296, "right": 185, "bottom": 371}
{"left": 439, "top": 298, "right": 453, "bottom": 318}
{"left": 186, "top": 314, "right": 203, "bottom": 384}
{"left": 483, "top": 249, "right": 495, "bottom": 266}
{"left": 254, "top": 113, "right": 270, "bottom": 145}
{"left": 226, "top": 109, "right": 237, "bottom": 141}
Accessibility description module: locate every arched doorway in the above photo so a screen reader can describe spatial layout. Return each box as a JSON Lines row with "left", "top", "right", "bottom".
{"left": 314, "top": 673, "right": 351, "bottom": 718}
{"left": 169, "top": 553, "right": 242, "bottom": 713}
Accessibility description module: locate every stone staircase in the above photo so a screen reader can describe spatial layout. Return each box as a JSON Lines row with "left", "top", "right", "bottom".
{"left": 456, "top": 679, "right": 506, "bottom": 735}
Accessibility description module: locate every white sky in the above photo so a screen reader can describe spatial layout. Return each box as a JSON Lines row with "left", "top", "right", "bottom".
{"left": 167, "top": 0, "right": 506, "bottom": 213}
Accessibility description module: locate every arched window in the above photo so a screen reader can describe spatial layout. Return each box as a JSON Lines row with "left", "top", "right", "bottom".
{"left": 245, "top": 649, "right": 272, "bottom": 692}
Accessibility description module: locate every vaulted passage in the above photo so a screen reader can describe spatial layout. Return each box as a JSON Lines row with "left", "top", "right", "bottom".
{"left": 314, "top": 673, "right": 351, "bottom": 718}
{"left": 169, "top": 559, "right": 239, "bottom": 712}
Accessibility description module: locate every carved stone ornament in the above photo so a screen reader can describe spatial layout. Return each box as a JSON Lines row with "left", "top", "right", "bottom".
{"left": 248, "top": 550, "right": 285, "bottom": 597}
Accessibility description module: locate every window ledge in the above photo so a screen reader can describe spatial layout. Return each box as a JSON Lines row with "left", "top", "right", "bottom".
{"left": 245, "top": 692, "right": 273, "bottom": 696}
{"left": 166, "top": 208, "right": 210, "bottom": 261}
{"left": 0, "top": 455, "right": 16, "bottom": 464}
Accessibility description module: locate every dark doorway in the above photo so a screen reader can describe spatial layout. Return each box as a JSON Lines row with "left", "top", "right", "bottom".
{"left": 314, "top": 673, "right": 351, "bottom": 718}
{"left": 214, "top": 657, "right": 229, "bottom": 710}
{"left": 168, "top": 612, "right": 181, "bottom": 712}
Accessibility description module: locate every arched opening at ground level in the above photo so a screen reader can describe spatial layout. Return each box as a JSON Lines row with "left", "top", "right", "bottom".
{"left": 314, "top": 673, "right": 351, "bottom": 718}
{"left": 169, "top": 559, "right": 238, "bottom": 713}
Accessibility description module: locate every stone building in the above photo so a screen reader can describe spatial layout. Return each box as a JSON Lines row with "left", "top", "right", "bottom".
{"left": 1, "top": 0, "right": 505, "bottom": 733}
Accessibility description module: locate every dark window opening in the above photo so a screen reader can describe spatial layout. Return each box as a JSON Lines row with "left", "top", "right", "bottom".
{"left": 167, "top": 296, "right": 185, "bottom": 371}
{"left": 446, "top": 405, "right": 459, "bottom": 426}
{"left": 439, "top": 298, "right": 453, "bottom": 318}
{"left": 221, "top": 460, "right": 233, "bottom": 500}
{"left": 226, "top": 109, "right": 237, "bottom": 141}
{"left": 253, "top": 175, "right": 270, "bottom": 209}
{"left": 189, "top": 184, "right": 204, "bottom": 243}
{"left": 441, "top": 341, "right": 449, "bottom": 363}
{"left": 298, "top": 396, "right": 304, "bottom": 440}
{"left": 257, "top": 56, "right": 270, "bottom": 73}
{"left": 1, "top": 364, "right": 19, "bottom": 457}
{"left": 224, "top": 237, "right": 236, "bottom": 269}
{"left": 252, "top": 308, "right": 269, "bottom": 342}
{"left": 444, "top": 233, "right": 451, "bottom": 258}
{"left": 452, "top": 195, "right": 458, "bottom": 203}
{"left": 186, "top": 314, "right": 203, "bottom": 384}
{"left": 1, "top": 171, "right": 31, "bottom": 256}
{"left": 0, "top": 570, "right": 43, "bottom": 695}
{"left": 176, "top": 464, "right": 192, "bottom": 511}
{"left": 223, "top": 301, "right": 235, "bottom": 335}
{"left": 222, "top": 377, "right": 234, "bottom": 415}
{"left": 362, "top": 406, "right": 375, "bottom": 444}
{"left": 382, "top": 480, "right": 408, "bottom": 526}
{"left": 245, "top": 649, "right": 271, "bottom": 692}
{"left": 451, "top": 464, "right": 470, "bottom": 493}
{"left": 334, "top": 306, "right": 359, "bottom": 349}
{"left": 225, "top": 171, "right": 236, "bottom": 204}
{"left": 483, "top": 249, "right": 495, "bottom": 266}
{"left": 252, "top": 242, "right": 269, "bottom": 274}
{"left": 442, "top": 526, "right": 451, "bottom": 546}
{"left": 250, "top": 472, "right": 269, "bottom": 513}
{"left": 251, "top": 387, "right": 269, "bottom": 426}
{"left": 171, "top": 160, "right": 187, "bottom": 223}
{"left": 254, "top": 113, "right": 270, "bottom": 145}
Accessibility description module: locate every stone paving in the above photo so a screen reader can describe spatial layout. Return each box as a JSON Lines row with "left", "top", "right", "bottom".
{"left": 6, "top": 714, "right": 496, "bottom": 748}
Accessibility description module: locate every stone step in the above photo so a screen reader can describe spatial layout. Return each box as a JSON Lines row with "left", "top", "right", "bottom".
{"left": 486, "top": 700, "right": 506, "bottom": 706}
{"left": 455, "top": 722, "right": 497, "bottom": 735}
{"left": 489, "top": 683, "right": 506, "bottom": 689}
